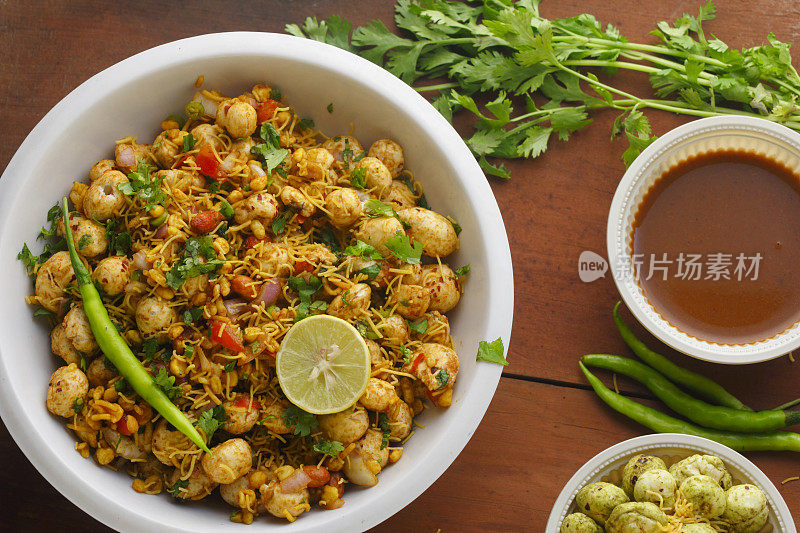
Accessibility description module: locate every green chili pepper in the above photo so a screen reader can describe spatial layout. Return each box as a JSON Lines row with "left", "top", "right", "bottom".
{"left": 579, "top": 362, "right": 800, "bottom": 452}
{"left": 582, "top": 354, "right": 800, "bottom": 433}
{"left": 613, "top": 301, "right": 751, "bottom": 411}
{"left": 61, "top": 198, "right": 209, "bottom": 453}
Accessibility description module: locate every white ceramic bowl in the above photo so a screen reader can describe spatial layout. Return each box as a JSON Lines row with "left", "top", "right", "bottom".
{"left": 546, "top": 434, "right": 796, "bottom": 532}
{"left": 0, "top": 32, "right": 513, "bottom": 532}
{"left": 607, "top": 115, "right": 800, "bottom": 364}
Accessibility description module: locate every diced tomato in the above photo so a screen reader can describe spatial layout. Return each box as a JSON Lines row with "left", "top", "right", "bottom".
{"left": 244, "top": 235, "right": 272, "bottom": 249}
{"left": 255, "top": 99, "right": 279, "bottom": 124}
{"left": 209, "top": 320, "right": 245, "bottom": 353}
{"left": 425, "top": 389, "right": 439, "bottom": 407}
{"left": 295, "top": 215, "right": 307, "bottom": 224}
{"left": 233, "top": 395, "right": 262, "bottom": 410}
{"left": 116, "top": 414, "right": 136, "bottom": 436}
{"left": 293, "top": 260, "right": 314, "bottom": 275}
{"left": 195, "top": 143, "right": 227, "bottom": 182}
{"left": 408, "top": 353, "right": 425, "bottom": 374}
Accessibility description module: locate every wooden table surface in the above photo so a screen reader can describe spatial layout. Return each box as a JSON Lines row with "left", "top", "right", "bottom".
{"left": 1, "top": 1, "right": 799, "bottom": 531}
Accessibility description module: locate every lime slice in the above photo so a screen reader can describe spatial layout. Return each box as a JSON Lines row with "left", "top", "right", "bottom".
{"left": 276, "top": 315, "right": 370, "bottom": 415}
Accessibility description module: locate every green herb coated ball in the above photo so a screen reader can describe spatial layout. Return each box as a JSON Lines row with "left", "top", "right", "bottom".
{"left": 575, "top": 482, "right": 629, "bottom": 525}
{"left": 680, "top": 475, "right": 726, "bottom": 519}
{"left": 722, "top": 484, "right": 769, "bottom": 533}
{"left": 633, "top": 469, "right": 677, "bottom": 509}
{"left": 621, "top": 454, "right": 667, "bottom": 496}
{"left": 560, "top": 512, "right": 603, "bottom": 533}
{"left": 605, "top": 502, "right": 668, "bottom": 533}
{"left": 669, "top": 454, "right": 732, "bottom": 489}
{"left": 681, "top": 524, "right": 717, "bottom": 533}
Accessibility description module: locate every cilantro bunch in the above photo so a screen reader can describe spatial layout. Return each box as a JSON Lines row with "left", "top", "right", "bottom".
{"left": 287, "top": 0, "right": 800, "bottom": 177}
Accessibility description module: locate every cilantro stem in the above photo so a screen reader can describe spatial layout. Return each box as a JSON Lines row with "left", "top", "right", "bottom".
{"left": 561, "top": 60, "right": 659, "bottom": 76}
{"left": 416, "top": 82, "right": 461, "bottom": 93}
{"left": 551, "top": 34, "right": 728, "bottom": 68}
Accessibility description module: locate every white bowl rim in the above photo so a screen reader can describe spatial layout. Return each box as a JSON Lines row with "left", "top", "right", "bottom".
{"left": 545, "top": 433, "right": 797, "bottom": 532}
{"left": 0, "top": 31, "right": 514, "bottom": 532}
{"left": 607, "top": 115, "right": 800, "bottom": 364}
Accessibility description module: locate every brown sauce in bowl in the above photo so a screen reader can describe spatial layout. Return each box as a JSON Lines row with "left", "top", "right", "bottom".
{"left": 631, "top": 149, "right": 800, "bottom": 344}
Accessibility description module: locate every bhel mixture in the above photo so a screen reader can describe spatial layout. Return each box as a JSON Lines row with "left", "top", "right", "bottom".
{"left": 19, "top": 80, "right": 470, "bottom": 524}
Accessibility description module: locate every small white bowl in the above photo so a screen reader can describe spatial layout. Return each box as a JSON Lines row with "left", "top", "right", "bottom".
{"left": 546, "top": 433, "right": 796, "bottom": 532}
{"left": 0, "top": 32, "right": 513, "bottom": 532}
{"left": 607, "top": 115, "right": 800, "bottom": 364}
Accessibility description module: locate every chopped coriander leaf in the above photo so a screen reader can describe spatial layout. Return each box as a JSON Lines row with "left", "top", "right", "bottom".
{"left": 77, "top": 234, "right": 93, "bottom": 250}
{"left": 399, "top": 345, "right": 412, "bottom": 365}
{"left": 298, "top": 117, "right": 315, "bottom": 130}
{"left": 350, "top": 167, "right": 367, "bottom": 189}
{"left": 454, "top": 265, "right": 470, "bottom": 277}
{"left": 38, "top": 204, "right": 62, "bottom": 239}
{"left": 250, "top": 143, "right": 289, "bottom": 176}
{"left": 271, "top": 211, "right": 290, "bottom": 235}
{"left": 79, "top": 354, "right": 88, "bottom": 372}
{"left": 72, "top": 397, "right": 84, "bottom": 415}
{"left": 167, "top": 478, "right": 189, "bottom": 499}
{"left": 183, "top": 307, "right": 203, "bottom": 325}
{"left": 182, "top": 133, "right": 195, "bottom": 153}
{"left": 195, "top": 404, "right": 227, "bottom": 440}
{"left": 153, "top": 368, "right": 182, "bottom": 400}
{"left": 309, "top": 300, "right": 328, "bottom": 313}
{"left": 184, "top": 345, "right": 195, "bottom": 359}
{"left": 378, "top": 412, "right": 391, "bottom": 449}
{"left": 270, "top": 87, "right": 282, "bottom": 101}
{"left": 258, "top": 123, "right": 281, "bottom": 148}
{"left": 477, "top": 337, "right": 508, "bottom": 366}
{"left": 114, "top": 378, "right": 128, "bottom": 392}
{"left": 316, "top": 226, "right": 340, "bottom": 252}
{"left": 343, "top": 240, "right": 383, "bottom": 261}
{"left": 342, "top": 138, "right": 353, "bottom": 169}
{"left": 166, "top": 236, "right": 224, "bottom": 289}
{"left": 288, "top": 275, "right": 323, "bottom": 321}
{"left": 356, "top": 263, "right": 381, "bottom": 279}
{"left": 118, "top": 159, "right": 168, "bottom": 210}
{"left": 364, "top": 199, "right": 396, "bottom": 219}
{"left": 326, "top": 103, "right": 334, "bottom": 113}
{"left": 141, "top": 337, "right": 161, "bottom": 361}
{"left": 208, "top": 178, "right": 220, "bottom": 194}
{"left": 385, "top": 231, "right": 423, "bottom": 264}
{"left": 312, "top": 438, "right": 345, "bottom": 457}
{"left": 219, "top": 201, "right": 234, "bottom": 219}
{"left": 408, "top": 318, "right": 428, "bottom": 334}
{"left": 435, "top": 368, "right": 449, "bottom": 389}
{"left": 17, "top": 243, "right": 38, "bottom": 274}
{"left": 32, "top": 307, "right": 53, "bottom": 318}
{"left": 223, "top": 361, "right": 237, "bottom": 373}
{"left": 282, "top": 404, "right": 318, "bottom": 437}
{"left": 105, "top": 219, "right": 132, "bottom": 256}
